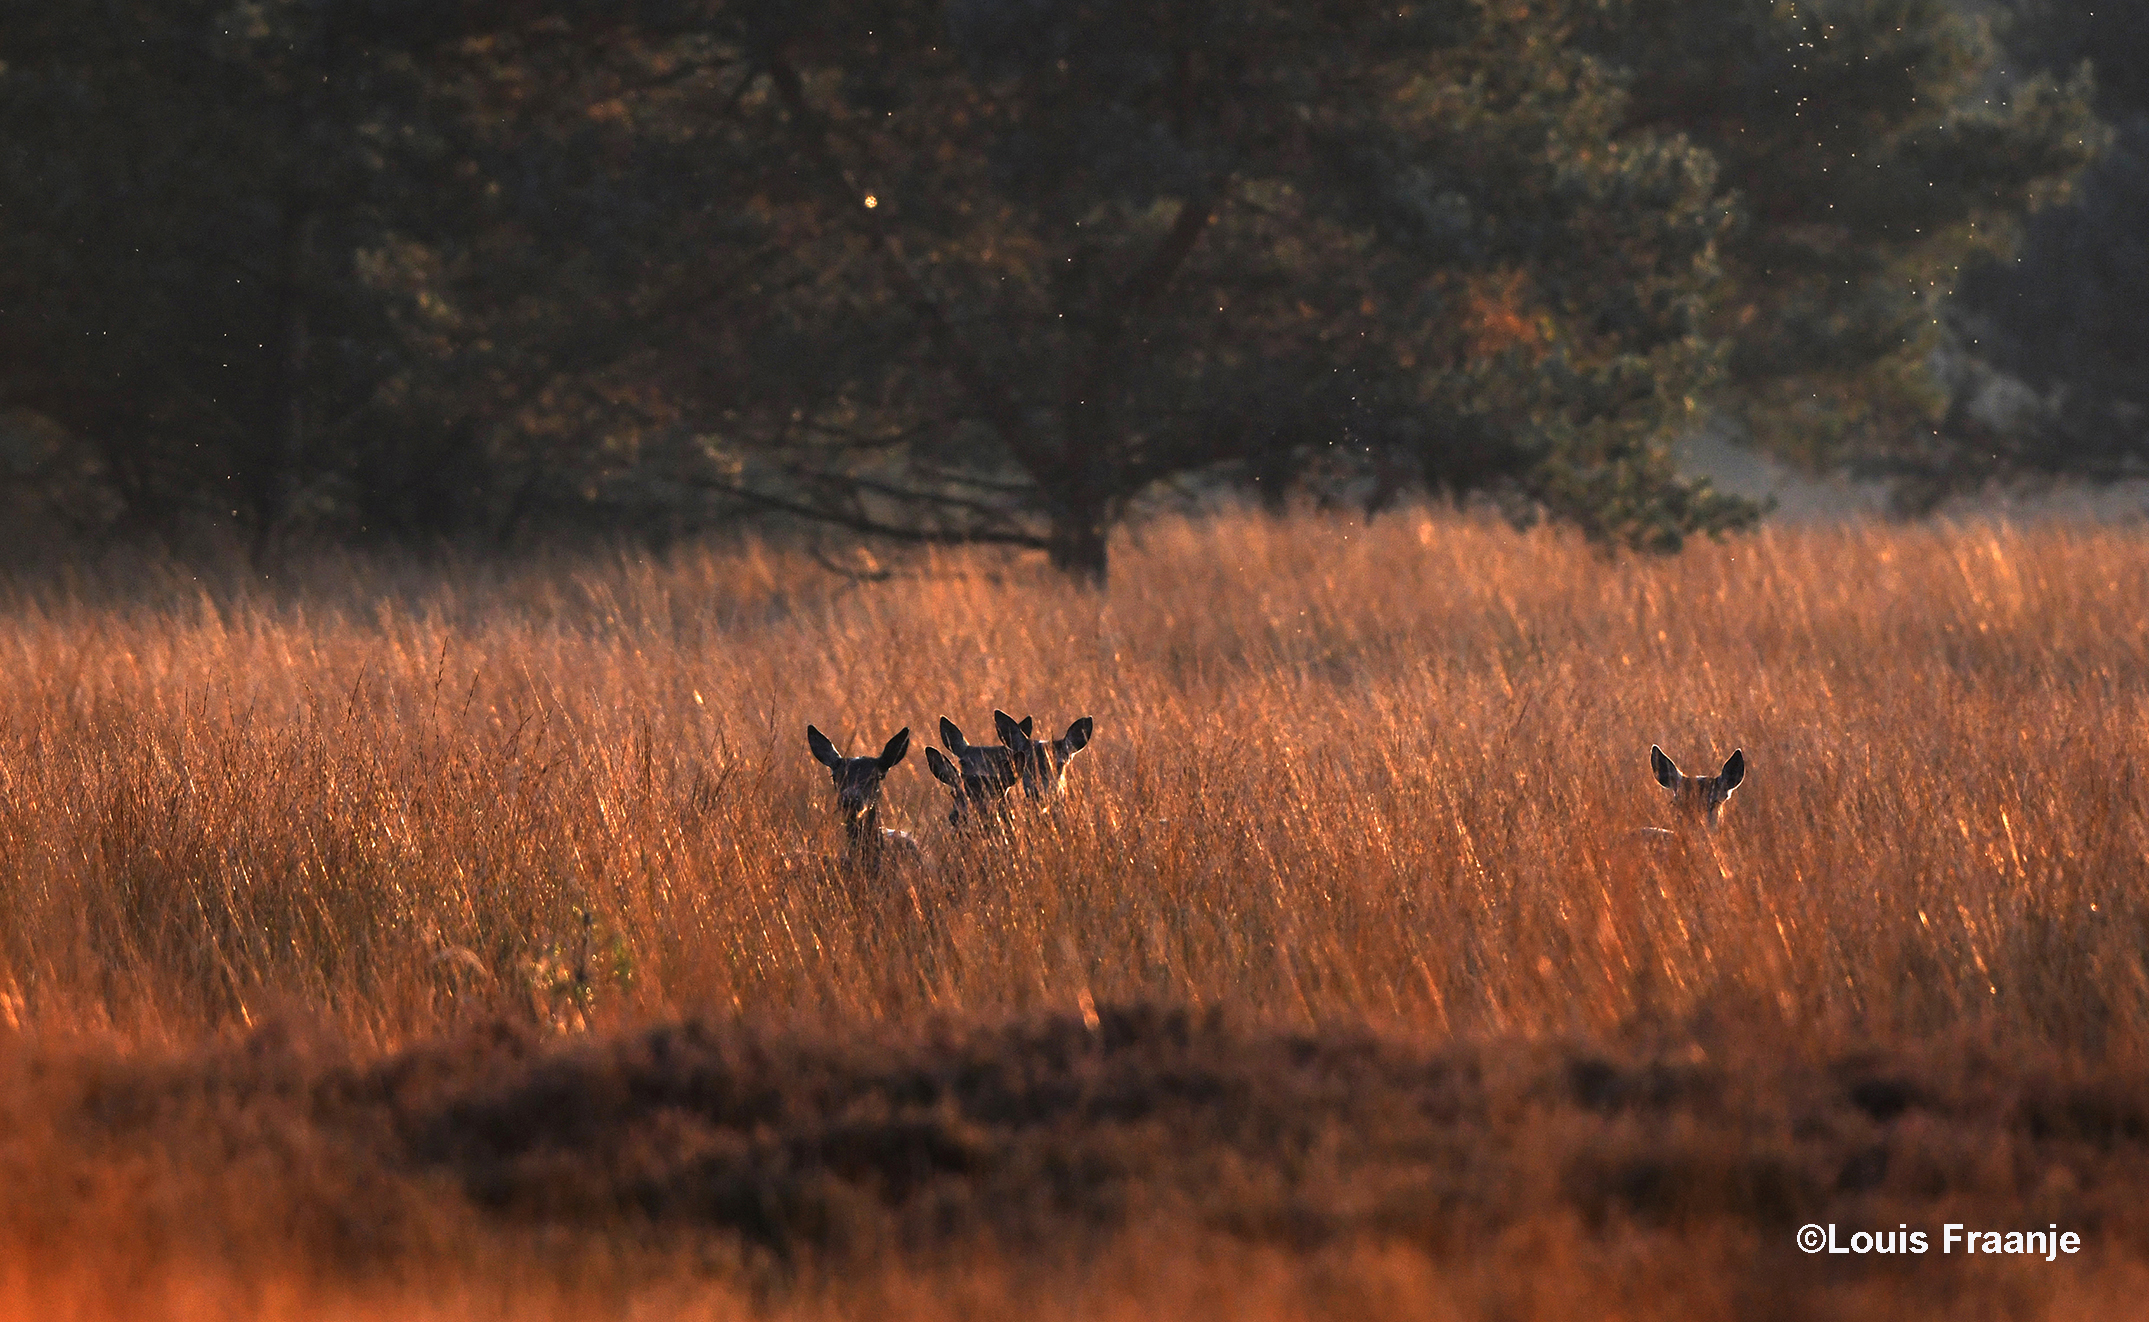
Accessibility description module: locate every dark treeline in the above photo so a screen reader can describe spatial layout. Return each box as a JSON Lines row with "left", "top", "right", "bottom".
{"left": 0, "top": 0, "right": 2127, "bottom": 579}
{"left": 1952, "top": 3, "right": 2149, "bottom": 501}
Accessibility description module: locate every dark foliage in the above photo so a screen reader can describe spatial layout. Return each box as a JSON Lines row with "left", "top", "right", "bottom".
{"left": 1950, "top": 4, "right": 2149, "bottom": 493}
{"left": 1575, "top": 0, "right": 2100, "bottom": 488}
{"left": 0, "top": 2, "right": 2103, "bottom": 571}
{"left": 418, "top": 0, "right": 1761, "bottom": 577}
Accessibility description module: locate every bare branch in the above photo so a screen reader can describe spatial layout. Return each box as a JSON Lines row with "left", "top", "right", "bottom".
{"left": 770, "top": 464, "right": 1031, "bottom": 524}
{"left": 1123, "top": 192, "right": 1218, "bottom": 310}
{"left": 805, "top": 545, "right": 896, "bottom": 583}
{"left": 690, "top": 475, "right": 1049, "bottom": 550}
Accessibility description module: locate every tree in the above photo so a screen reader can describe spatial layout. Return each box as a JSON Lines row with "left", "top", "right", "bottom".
{"left": 1574, "top": 0, "right": 2100, "bottom": 492}
{"left": 1947, "top": 3, "right": 2149, "bottom": 489}
{"left": 7, "top": 1, "right": 1769, "bottom": 572}
{"left": 0, "top": 1, "right": 681, "bottom": 549}
{"left": 0, "top": 3, "right": 397, "bottom": 547}
{"left": 402, "top": 0, "right": 1760, "bottom": 580}
{"left": 3, "top": 2, "right": 2104, "bottom": 566}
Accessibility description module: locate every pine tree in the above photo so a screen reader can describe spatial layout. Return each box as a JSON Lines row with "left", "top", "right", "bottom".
{"left": 437, "top": 0, "right": 1759, "bottom": 579}
{"left": 1951, "top": 2, "right": 2149, "bottom": 488}
{"left": 0, "top": 3, "right": 423, "bottom": 546}
{"left": 1576, "top": 0, "right": 2099, "bottom": 483}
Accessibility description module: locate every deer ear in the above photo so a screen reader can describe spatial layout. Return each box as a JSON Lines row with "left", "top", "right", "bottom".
{"left": 877, "top": 728, "right": 911, "bottom": 770}
{"left": 808, "top": 725, "right": 843, "bottom": 769}
{"left": 1718, "top": 749, "right": 1745, "bottom": 794}
{"left": 1060, "top": 717, "right": 1094, "bottom": 755}
{"left": 994, "top": 710, "right": 1030, "bottom": 748}
{"left": 939, "top": 716, "right": 969, "bottom": 753}
{"left": 1651, "top": 745, "right": 1679, "bottom": 790}
{"left": 926, "top": 747, "right": 964, "bottom": 788}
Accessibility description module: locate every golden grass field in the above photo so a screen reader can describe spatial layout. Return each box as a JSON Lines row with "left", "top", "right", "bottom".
{"left": 2, "top": 509, "right": 2148, "bottom": 1318}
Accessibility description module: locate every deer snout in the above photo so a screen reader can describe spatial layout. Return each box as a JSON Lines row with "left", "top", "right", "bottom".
{"left": 835, "top": 776, "right": 880, "bottom": 816}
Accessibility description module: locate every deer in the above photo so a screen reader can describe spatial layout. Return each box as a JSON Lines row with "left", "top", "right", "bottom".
{"left": 925, "top": 714, "right": 1022, "bottom": 829}
{"left": 806, "top": 724, "right": 924, "bottom": 871}
{"left": 1641, "top": 745, "right": 1745, "bottom": 840}
{"left": 925, "top": 709, "right": 1095, "bottom": 824}
{"left": 992, "top": 710, "right": 1094, "bottom": 802}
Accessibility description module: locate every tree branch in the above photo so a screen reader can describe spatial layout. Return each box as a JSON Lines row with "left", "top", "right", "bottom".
{"left": 1059, "top": 187, "right": 1221, "bottom": 479}
{"left": 691, "top": 475, "right": 1049, "bottom": 549}
{"left": 1124, "top": 192, "right": 1218, "bottom": 310}
{"left": 761, "top": 49, "right": 1046, "bottom": 474}
{"left": 770, "top": 464, "right": 1034, "bottom": 525}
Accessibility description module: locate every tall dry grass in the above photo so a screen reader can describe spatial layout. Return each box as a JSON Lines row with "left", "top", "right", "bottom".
{"left": 6, "top": 509, "right": 2149, "bottom": 1319}
{"left": 0, "top": 508, "right": 2142, "bottom": 1048}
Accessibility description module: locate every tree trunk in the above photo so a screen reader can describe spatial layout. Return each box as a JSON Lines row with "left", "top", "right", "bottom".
{"left": 253, "top": 198, "right": 317, "bottom": 564}
{"left": 274, "top": 207, "right": 318, "bottom": 508}
{"left": 1035, "top": 191, "right": 1216, "bottom": 587}
{"left": 1045, "top": 399, "right": 1113, "bottom": 585}
{"left": 1046, "top": 495, "right": 1110, "bottom": 586}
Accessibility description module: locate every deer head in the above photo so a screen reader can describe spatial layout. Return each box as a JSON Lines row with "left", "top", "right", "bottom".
{"left": 807, "top": 724, "right": 910, "bottom": 827}
{"left": 927, "top": 715, "right": 1021, "bottom": 827}
{"left": 993, "top": 709, "right": 1094, "bottom": 800}
{"left": 1649, "top": 745, "right": 1745, "bottom": 826}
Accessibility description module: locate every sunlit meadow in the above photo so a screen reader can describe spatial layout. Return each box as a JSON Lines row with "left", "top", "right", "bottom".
{"left": 3, "top": 510, "right": 2147, "bottom": 1318}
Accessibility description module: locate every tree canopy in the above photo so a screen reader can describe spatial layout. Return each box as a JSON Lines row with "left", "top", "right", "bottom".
{"left": 0, "top": 0, "right": 2104, "bottom": 575}
{"left": 1576, "top": 0, "right": 2099, "bottom": 491}
{"left": 1948, "top": 1, "right": 2149, "bottom": 492}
